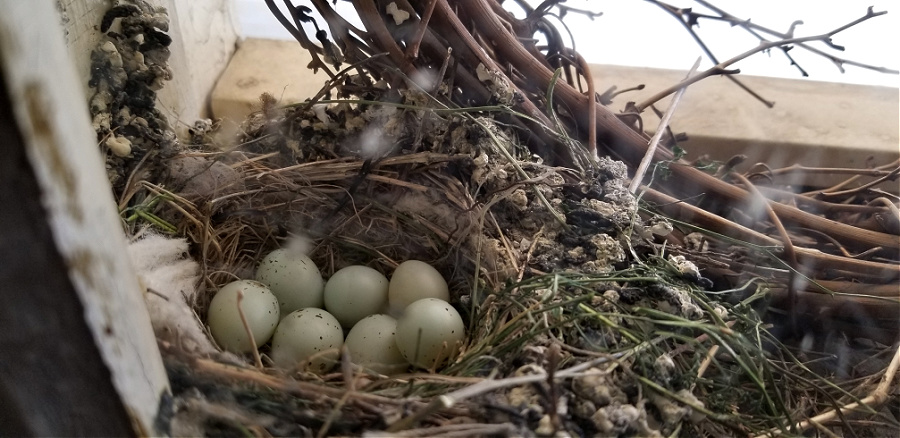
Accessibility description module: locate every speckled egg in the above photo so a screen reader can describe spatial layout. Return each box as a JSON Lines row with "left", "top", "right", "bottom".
{"left": 255, "top": 248, "right": 324, "bottom": 314}
{"left": 395, "top": 298, "right": 465, "bottom": 369}
{"left": 324, "top": 265, "right": 389, "bottom": 328}
{"left": 344, "top": 314, "right": 409, "bottom": 375}
{"left": 270, "top": 308, "right": 343, "bottom": 373}
{"left": 388, "top": 260, "right": 449, "bottom": 315}
{"left": 207, "top": 280, "right": 280, "bottom": 354}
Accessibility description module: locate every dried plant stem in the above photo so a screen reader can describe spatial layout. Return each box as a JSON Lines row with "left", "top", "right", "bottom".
{"left": 387, "top": 354, "right": 622, "bottom": 432}
{"left": 756, "top": 343, "right": 900, "bottom": 438}
{"left": 731, "top": 172, "right": 801, "bottom": 332}
{"left": 629, "top": 57, "right": 700, "bottom": 193}
{"left": 642, "top": 188, "right": 899, "bottom": 280}
{"left": 236, "top": 291, "right": 263, "bottom": 369}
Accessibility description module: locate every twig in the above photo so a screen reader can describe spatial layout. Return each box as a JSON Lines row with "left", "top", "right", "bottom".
{"left": 634, "top": 65, "right": 737, "bottom": 113}
{"left": 756, "top": 343, "right": 900, "bottom": 437}
{"left": 236, "top": 290, "right": 263, "bottom": 369}
{"left": 800, "top": 160, "right": 900, "bottom": 196}
{"left": 819, "top": 167, "right": 900, "bottom": 198}
{"left": 731, "top": 172, "right": 801, "bottom": 335}
{"left": 636, "top": 6, "right": 888, "bottom": 111}
{"left": 751, "top": 185, "right": 889, "bottom": 215}
{"left": 629, "top": 57, "right": 700, "bottom": 193}
{"left": 406, "top": 0, "right": 437, "bottom": 59}
{"left": 694, "top": 0, "right": 899, "bottom": 75}
{"left": 646, "top": 0, "right": 774, "bottom": 107}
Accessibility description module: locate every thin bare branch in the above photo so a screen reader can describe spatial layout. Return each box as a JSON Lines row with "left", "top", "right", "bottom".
{"left": 693, "top": 0, "right": 899, "bottom": 75}
{"left": 646, "top": 0, "right": 775, "bottom": 107}
{"left": 630, "top": 58, "right": 700, "bottom": 192}
{"left": 636, "top": 7, "right": 889, "bottom": 110}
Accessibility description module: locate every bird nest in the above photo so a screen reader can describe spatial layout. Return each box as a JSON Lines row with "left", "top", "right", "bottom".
{"left": 91, "top": 1, "right": 899, "bottom": 436}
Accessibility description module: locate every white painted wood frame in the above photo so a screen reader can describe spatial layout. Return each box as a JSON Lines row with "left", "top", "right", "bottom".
{"left": 0, "top": 0, "right": 170, "bottom": 434}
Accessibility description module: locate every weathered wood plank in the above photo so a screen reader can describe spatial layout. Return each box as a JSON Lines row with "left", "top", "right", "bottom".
{"left": 0, "top": 68, "right": 135, "bottom": 436}
{"left": 0, "top": 0, "right": 170, "bottom": 434}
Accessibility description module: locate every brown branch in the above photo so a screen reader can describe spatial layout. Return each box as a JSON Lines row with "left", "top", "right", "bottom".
{"left": 750, "top": 186, "right": 891, "bottom": 216}
{"left": 799, "top": 160, "right": 900, "bottom": 196}
{"left": 819, "top": 167, "right": 900, "bottom": 198}
{"left": 732, "top": 172, "right": 801, "bottom": 334}
{"left": 634, "top": 65, "right": 739, "bottom": 112}
{"left": 748, "top": 162, "right": 900, "bottom": 178}
{"left": 642, "top": 187, "right": 900, "bottom": 281}
{"left": 406, "top": 0, "right": 437, "bottom": 59}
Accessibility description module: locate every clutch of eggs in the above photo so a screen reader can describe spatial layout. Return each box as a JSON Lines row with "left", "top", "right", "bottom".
{"left": 207, "top": 252, "right": 465, "bottom": 372}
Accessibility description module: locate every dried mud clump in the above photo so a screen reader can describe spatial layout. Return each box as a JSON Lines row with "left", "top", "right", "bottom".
{"left": 88, "top": 1, "right": 175, "bottom": 191}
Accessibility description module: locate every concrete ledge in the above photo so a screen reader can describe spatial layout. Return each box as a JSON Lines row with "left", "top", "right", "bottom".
{"left": 212, "top": 38, "right": 898, "bottom": 184}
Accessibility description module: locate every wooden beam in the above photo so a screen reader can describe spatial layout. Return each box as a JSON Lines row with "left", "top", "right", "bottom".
{"left": 0, "top": 0, "right": 170, "bottom": 434}
{"left": 0, "top": 68, "right": 135, "bottom": 436}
